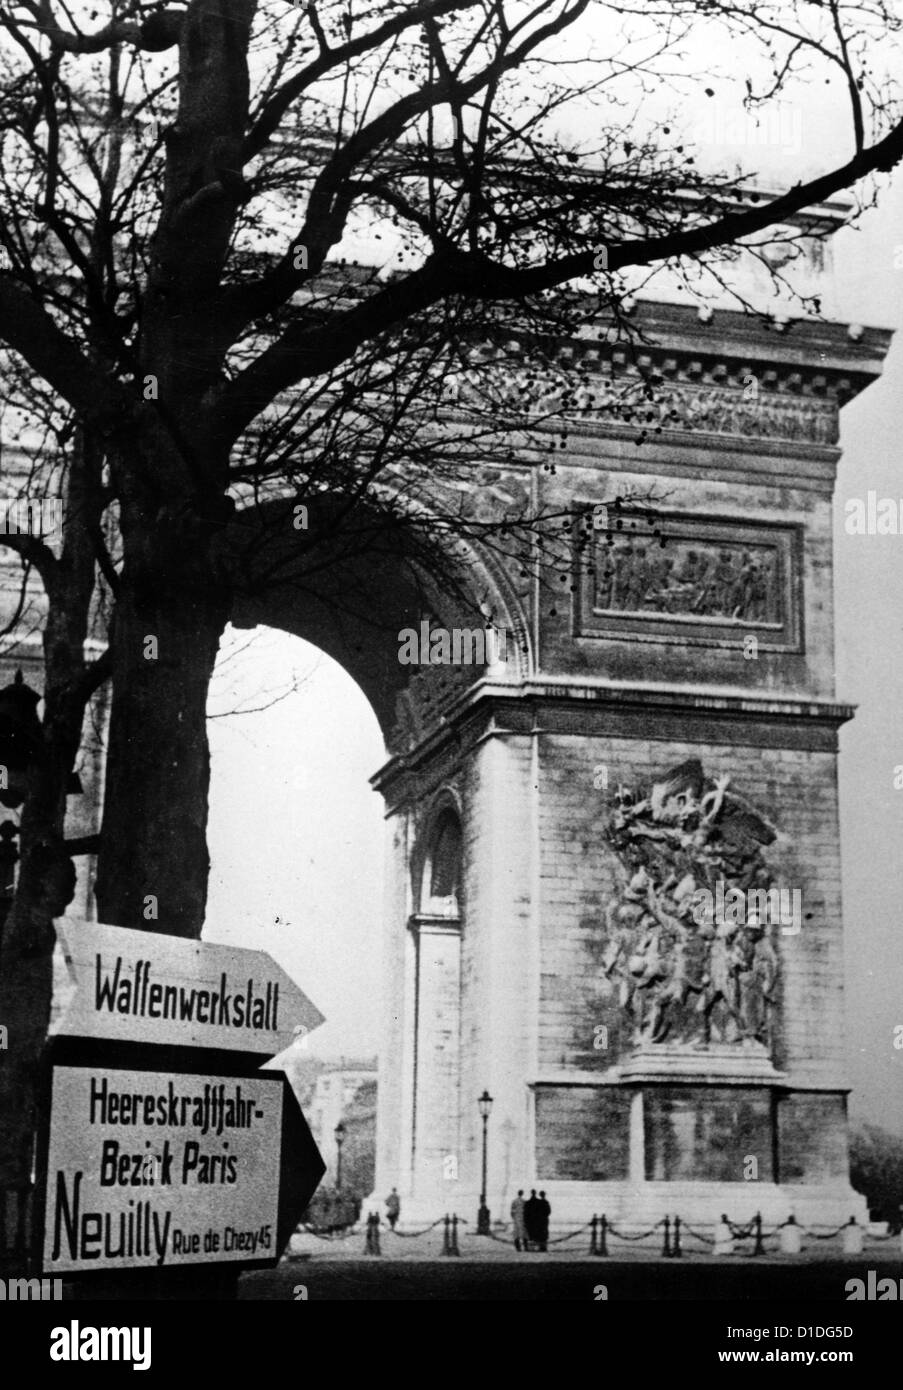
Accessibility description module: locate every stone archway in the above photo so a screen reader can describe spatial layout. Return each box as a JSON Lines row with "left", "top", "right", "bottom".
{"left": 215, "top": 276, "right": 890, "bottom": 1233}
{"left": 221, "top": 491, "right": 534, "bottom": 1222}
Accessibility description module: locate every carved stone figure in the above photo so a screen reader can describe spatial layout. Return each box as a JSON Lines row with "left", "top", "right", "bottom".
{"left": 594, "top": 535, "right": 780, "bottom": 624}
{"left": 455, "top": 356, "right": 838, "bottom": 445}
{"left": 602, "top": 760, "right": 781, "bottom": 1048}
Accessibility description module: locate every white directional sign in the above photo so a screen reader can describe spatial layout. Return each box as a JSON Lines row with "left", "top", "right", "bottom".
{"left": 53, "top": 918, "right": 324, "bottom": 1056}
{"left": 43, "top": 1066, "right": 284, "bottom": 1273}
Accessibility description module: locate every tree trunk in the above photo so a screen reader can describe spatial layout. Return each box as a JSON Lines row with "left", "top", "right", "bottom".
{"left": 0, "top": 564, "right": 95, "bottom": 1194}
{"left": 0, "top": 818, "right": 76, "bottom": 1190}
{"left": 95, "top": 545, "right": 230, "bottom": 937}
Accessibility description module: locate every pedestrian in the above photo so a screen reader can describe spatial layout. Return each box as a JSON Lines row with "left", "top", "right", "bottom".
{"left": 385, "top": 1187, "right": 401, "bottom": 1231}
{"left": 524, "top": 1188, "right": 540, "bottom": 1252}
{"left": 537, "top": 1190, "right": 551, "bottom": 1252}
{"left": 510, "top": 1189, "right": 527, "bottom": 1252}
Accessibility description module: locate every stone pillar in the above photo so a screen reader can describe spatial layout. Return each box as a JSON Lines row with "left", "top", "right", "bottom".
{"left": 628, "top": 1090, "right": 645, "bottom": 1186}
{"left": 408, "top": 914, "right": 462, "bottom": 1209}
{"left": 371, "top": 812, "right": 413, "bottom": 1213}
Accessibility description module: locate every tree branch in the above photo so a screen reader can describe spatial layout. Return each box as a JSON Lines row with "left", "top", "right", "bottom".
{"left": 245, "top": 0, "right": 482, "bottom": 159}
{"left": 221, "top": 0, "right": 590, "bottom": 336}
{"left": 69, "top": 650, "right": 112, "bottom": 711}
{"left": 214, "top": 104, "right": 903, "bottom": 444}
{"left": 0, "top": 532, "right": 58, "bottom": 590}
{"left": 7, "top": 0, "right": 186, "bottom": 54}
{"left": 0, "top": 279, "right": 122, "bottom": 429}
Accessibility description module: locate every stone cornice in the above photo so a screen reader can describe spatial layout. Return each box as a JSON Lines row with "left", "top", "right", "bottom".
{"left": 618, "top": 300, "right": 892, "bottom": 386}
{"left": 407, "top": 912, "right": 462, "bottom": 935}
{"left": 480, "top": 299, "right": 893, "bottom": 390}
{"left": 373, "top": 676, "right": 855, "bottom": 804}
{"left": 449, "top": 303, "right": 893, "bottom": 450}
{"left": 528, "top": 1072, "right": 851, "bottom": 1093}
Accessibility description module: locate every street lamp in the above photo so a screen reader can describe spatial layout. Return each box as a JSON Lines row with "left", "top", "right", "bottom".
{"left": 0, "top": 670, "right": 43, "bottom": 808}
{"left": 0, "top": 669, "right": 82, "bottom": 807}
{"left": 334, "top": 1121, "right": 346, "bottom": 1192}
{"left": 477, "top": 1089, "right": 493, "bottom": 1235}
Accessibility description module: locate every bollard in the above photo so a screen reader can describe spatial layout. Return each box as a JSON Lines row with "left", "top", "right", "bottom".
{"left": 450, "top": 1213, "right": 461, "bottom": 1256}
{"left": 441, "top": 1213, "right": 451, "bottom": 1256}
{"left": 598, "top": 1214, "right": 608, "bottom": 1258}
{"left": 713, "top": 1214, "right": 734, "bottom": 1257}
{"left": 661, "top": 1215, "right": 671, "bottom": 1258}
{"left": 752, "top": 1211, "right": 764, "bottom": 1257}
{"left": 590, "top": 1215, "right": 598, "bottom": 1257}
{"left": 842, "top": 1217, "right": 863, "bottom": 1255}
{"left": 672, "top": 1215, "right": 682, "bottom": 1258}
{"left": 780, "top": 1215, "right": 801, "bottom": 1255}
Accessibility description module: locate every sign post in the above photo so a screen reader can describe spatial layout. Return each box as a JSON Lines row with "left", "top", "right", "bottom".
{"left": 37, "top": 919, "right": 326, "bottom": 1297}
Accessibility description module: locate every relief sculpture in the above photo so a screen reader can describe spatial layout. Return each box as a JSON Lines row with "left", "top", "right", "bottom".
{"left": 594, "top": 537, "right": 780, "bottom": 624}
{"left": 446, "top": 364, "right": 837, "bottom": 444}
{"left": 602, "top": 760, "right": 781, "bottom": 1049}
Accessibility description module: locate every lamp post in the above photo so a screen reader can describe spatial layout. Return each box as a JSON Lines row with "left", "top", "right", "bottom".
{"left": 477, "top": 1090, "right": 493, "bottom": 1235}
{"left": 0, "top": 820, "right": 18, "bottom": 939}
{"left": 0, "top": 670, "right": 42, "bottom": 809}
{"left": 0, "top": 668, "right": 82, "bottom": 805}
{"left": 0, "top": 671, "right": 42, "bottom": 943}
{"left": 334, "top": 1121, "right": 346, "bottom": 1192}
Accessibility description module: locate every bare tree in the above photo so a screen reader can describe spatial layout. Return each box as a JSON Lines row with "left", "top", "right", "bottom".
{"left": 0, "top": 0, "right": 901, "bottom": 1199}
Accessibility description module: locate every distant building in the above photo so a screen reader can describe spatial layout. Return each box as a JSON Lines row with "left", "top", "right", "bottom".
{"left": 306, "top": 1059, "right": 377, "bottom": 1188}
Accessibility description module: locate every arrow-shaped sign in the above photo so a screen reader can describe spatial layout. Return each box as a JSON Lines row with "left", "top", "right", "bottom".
{"left": 42, "top": 1064, "right": 325, "bottom": 1274}
{"left": 53, "top": 918, "right": 325, "bottom": 1057}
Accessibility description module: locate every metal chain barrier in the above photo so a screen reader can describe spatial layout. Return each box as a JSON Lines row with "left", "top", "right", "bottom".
{"left": 486, "top": 1223, "right": 588, "bottom": 1247}
{"left": 301, "top": 1216, "right": 446, "bottom": 1241}
{"left": 547, "top": 1222, "right": 593, "bottom": 1245}
{"left": 605, "top": 1220, "right": 665, "bottom": 1242}
{"left": 679, "top": 1221, "right": 718, "bottom": 1246}
{"left": 795, "top": 1221, "right": 856, "bottom": 1240}
{"left": 383, "top": 1218, "right": 446, "bottom": 1239}
{"left": 300, "top": 1223, "right": 360, "bottom": 1241}
{"left": 298, "top": 1208, "right": 873, "bottom": 1255}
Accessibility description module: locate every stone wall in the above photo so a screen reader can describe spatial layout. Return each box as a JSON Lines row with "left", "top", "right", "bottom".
{"left": 536, "top": 732, "right": 846, "bottom": 1085}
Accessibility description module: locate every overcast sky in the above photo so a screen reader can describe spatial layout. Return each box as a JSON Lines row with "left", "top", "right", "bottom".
{"left": 203, "top": 24, "right": 903, "bottom": 1135}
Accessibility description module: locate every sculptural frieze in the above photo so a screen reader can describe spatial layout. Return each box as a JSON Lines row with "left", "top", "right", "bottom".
{"left": 445, "top": 363, "right": 838, "bottom": 445}
{"left": 593, "top": 536, "right": 780, "bottom": 625}
{"left": 602, "top": 759, "right": 781, "bottom": 1050}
